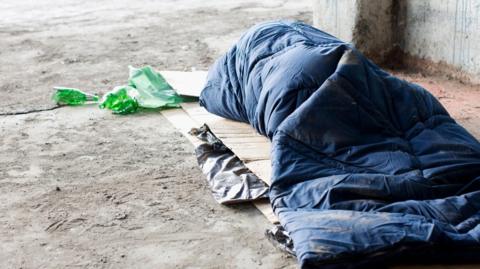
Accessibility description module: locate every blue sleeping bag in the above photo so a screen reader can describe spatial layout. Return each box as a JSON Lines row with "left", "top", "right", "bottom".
{"left": 199, "top": 21, "right": 480, "bottom": 268}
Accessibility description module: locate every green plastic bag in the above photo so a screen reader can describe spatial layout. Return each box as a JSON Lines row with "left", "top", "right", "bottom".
{"left": 128, "top": 66, "right": 183, "bottom": 109}
{"left": 99, "top": 66, "right": 184, "bottom": 114}
{"left": 99, "top": 86, "right": 139, "bottom": 114}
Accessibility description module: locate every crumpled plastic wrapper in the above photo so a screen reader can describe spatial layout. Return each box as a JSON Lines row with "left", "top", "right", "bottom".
{"left": 190, "top": 124, "right": 269, "bottom": 204}
{"left": 265, "top": 224, "right": 295, "bottom": 256}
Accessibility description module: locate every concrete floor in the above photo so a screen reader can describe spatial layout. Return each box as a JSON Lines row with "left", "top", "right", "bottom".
{"left": 1, "top": 1, "right": 479, "bottom": 269}
{"left": 0, "top": 1, "right": 310, "bottom": 268}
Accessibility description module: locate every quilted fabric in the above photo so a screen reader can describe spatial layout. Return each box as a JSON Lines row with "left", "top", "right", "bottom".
{"left": 199, "top": 21, "right": 480, "bottom": 268}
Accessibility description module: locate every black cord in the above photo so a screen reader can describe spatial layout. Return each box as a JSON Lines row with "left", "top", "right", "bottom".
{"left": 0, "top": 105, "right": 62, "bottom": 116}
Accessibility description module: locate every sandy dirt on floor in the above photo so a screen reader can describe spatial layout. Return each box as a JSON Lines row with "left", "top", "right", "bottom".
{"left": 1, "top": 1, "right": 479, "bottom": 269}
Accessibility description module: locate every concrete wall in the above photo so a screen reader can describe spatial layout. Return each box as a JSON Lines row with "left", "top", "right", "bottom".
{"left": 399, "top": 0, "right": 480, "bottom": 80}
{"left": 312, "top": 0, "right": 357, "bottom": 42}
{"left": 312, "top": 0, "right": 394, "bottom": 61}
{"left": 312, "top": 0, "right": 480, "bottom": 82}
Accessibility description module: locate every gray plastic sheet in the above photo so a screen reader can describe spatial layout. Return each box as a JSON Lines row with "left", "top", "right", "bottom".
{"left": 190, "top": 124, "right": 269, "bottom": 204}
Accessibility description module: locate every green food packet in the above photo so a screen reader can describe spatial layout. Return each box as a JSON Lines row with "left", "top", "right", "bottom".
{"left": 99, "top": 86, "right": 139, "bottom": 114}
{"left": 52, "top": 87, "right": 99, "bottom": 105}
{"left": 128, "top": 66, "right": 183, "bottom": 109}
